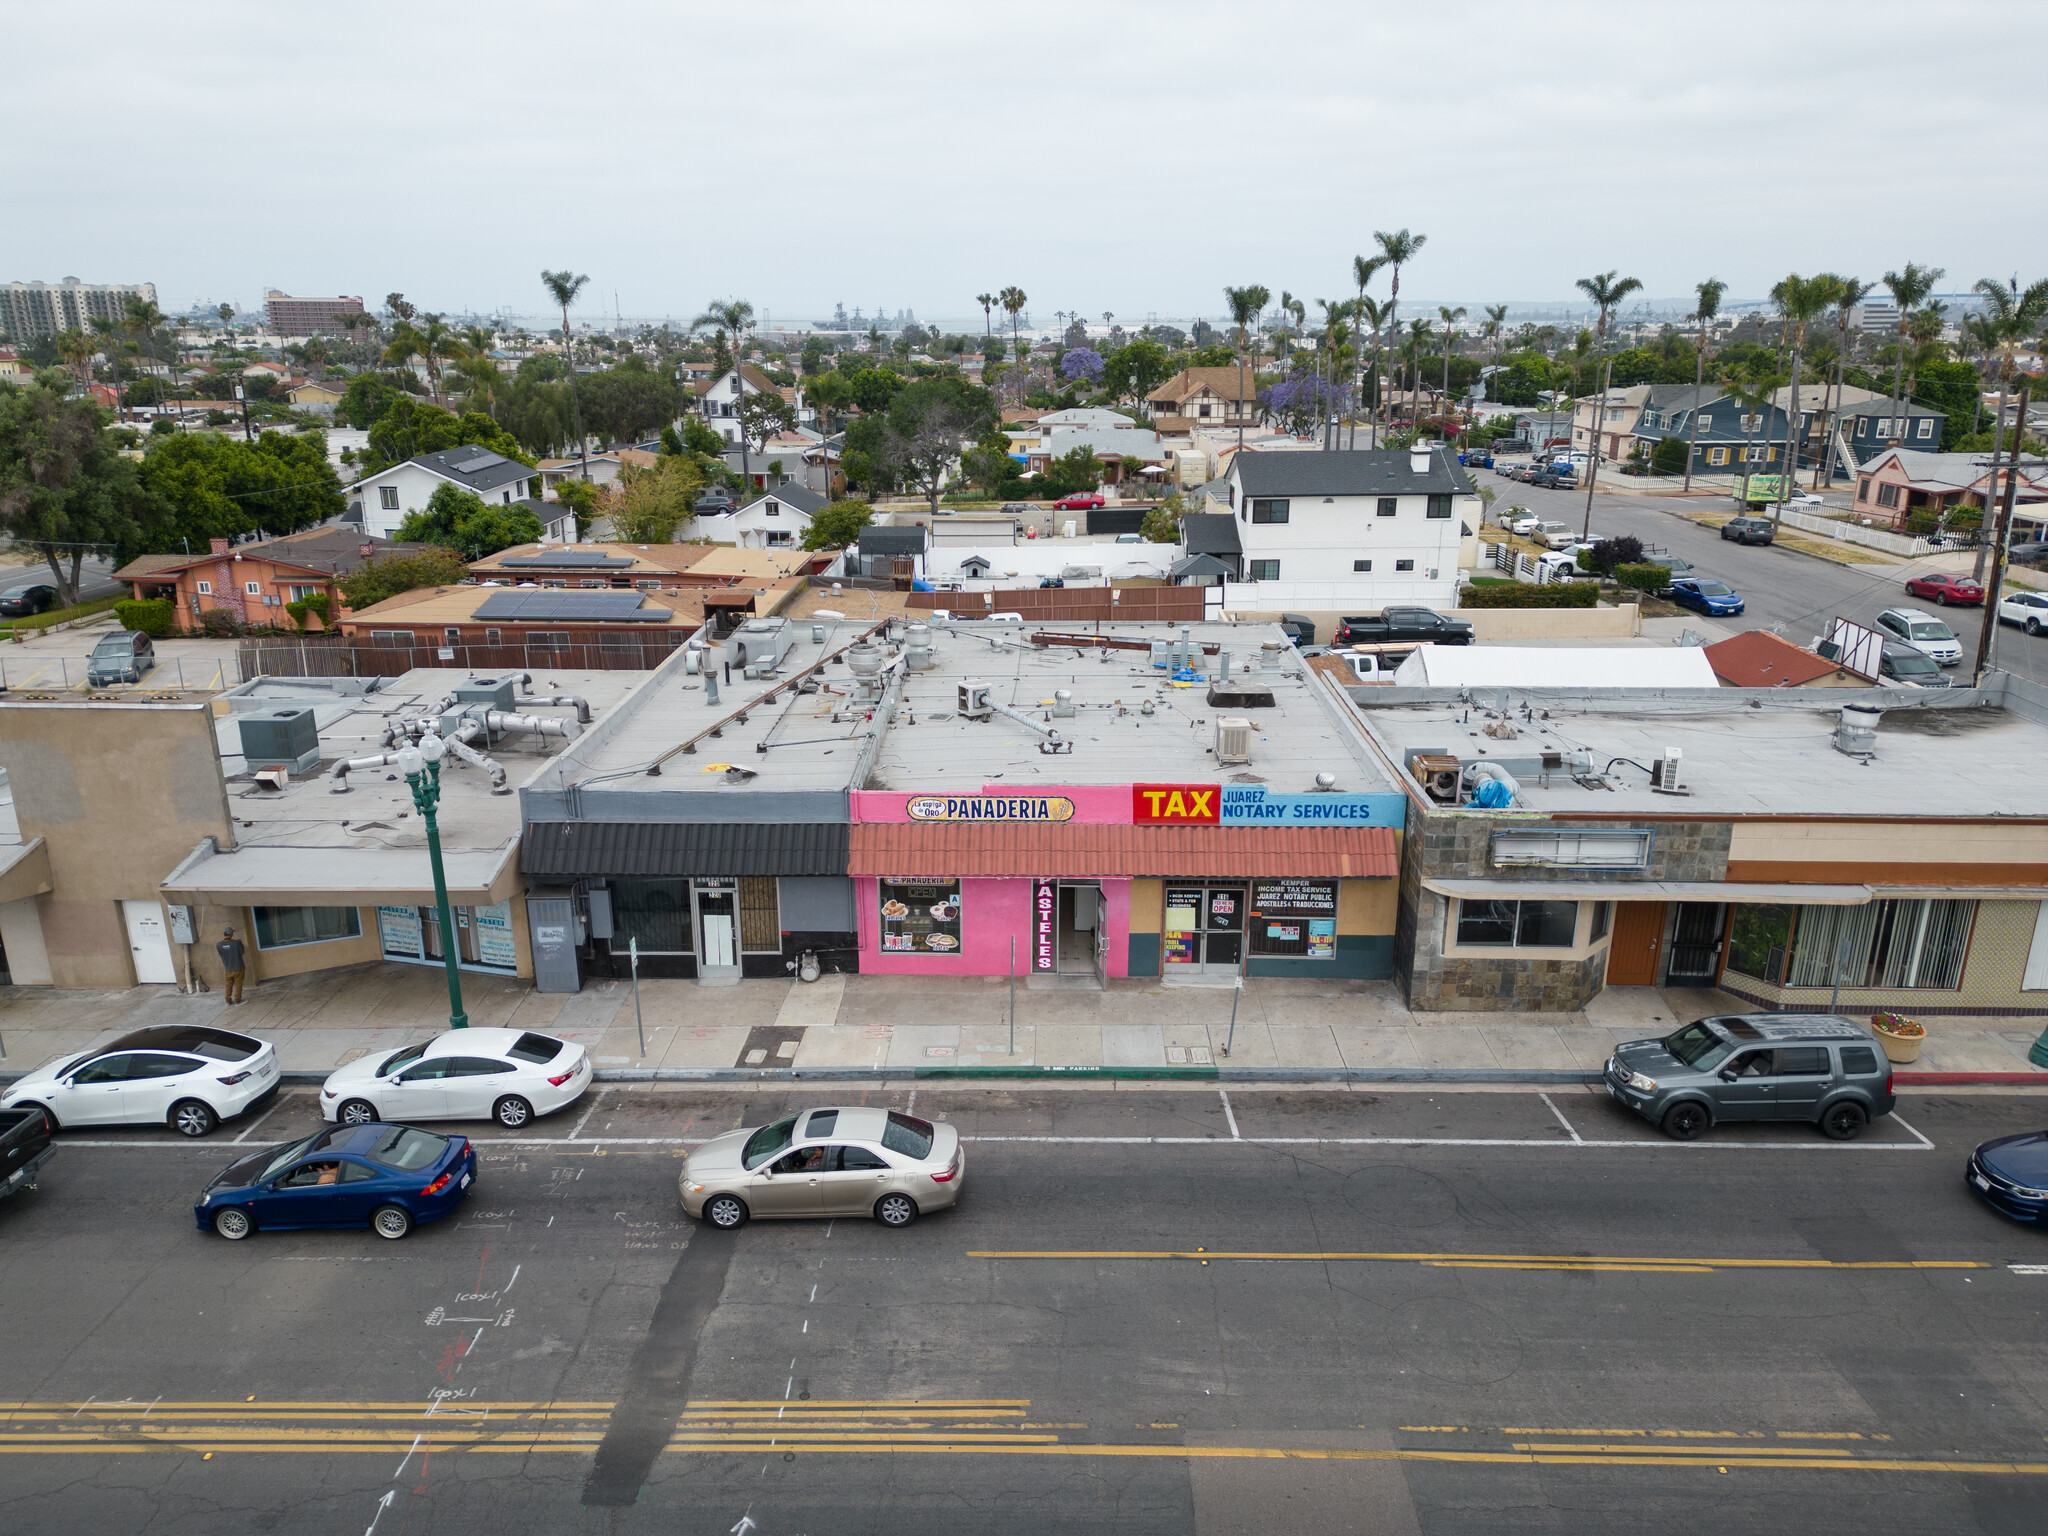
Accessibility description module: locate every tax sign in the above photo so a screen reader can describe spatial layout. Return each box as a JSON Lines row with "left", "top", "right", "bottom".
{"left": 1132, "top": 784, "right": 1221, "bottom": 824}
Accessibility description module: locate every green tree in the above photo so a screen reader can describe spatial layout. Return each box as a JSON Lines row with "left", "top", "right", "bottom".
{"left": 610, "top": 455, "right": 704, "bottom": 543}
{"left": 384, "top": 314, "right": 456, "bottom": 405}
{"left": 801, "top": 500, "right": 873, "bottom": 551}
{"left": 139, "top": 429, "right": 344, "bottom": 549}
{"left": 1682, "top": 278, "right": 1727, "bottom": 492}
{"left": 1767, "top": 272, "right": 1840, "bottom": 507}
{"left": 1371, "top": 228, "right": 1428, "bottom": 445}
{"left": 881, "top": 377, "right": 1002, "bottom": 513}
{"left": 393, "top": 481, "right": 542, "bottom": 558}
{"left": 1140, "top": 493, "right": 1184, "bottom": 543}
{"left": 363, "top": 400, "right": 530, "bottom": 476}
{"left": 1879, "top": 262, "right": 1944, "bottom": 443}
{"left": 0, "top": 372, "right": 160, "bottom": 602}
{"left": 577, "top": 361, "right": 681, "bottom": 449}
{"left": 1814, "top": 276, "right": 1873, "bottom": 485}
{"left": 540, "top": 269, "right": 593, "bottom": 482}
{"left": 551, "top": 476, "right": 601, "bottom": 538}
{"left": 735, "top": 387, "right": 798, "bottom": 487}
{"left": 998, "top": 287, "right": 1028, "bottom": 400}
{"left": 847, "top": 367, "right": 906, "bottom": 416}
{"left": 337, "top": 547, "right": 473, "bottom": 610}
{"left": 1101, "top": 338, "right": 1171, "bottom": 403}
{"left": 335, "top": 373, "right": 408, "bottom": 429}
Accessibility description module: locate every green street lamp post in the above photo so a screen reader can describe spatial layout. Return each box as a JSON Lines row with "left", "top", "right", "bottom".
{"left": 397, "top": 734, "right": 467, "bottom": 1030}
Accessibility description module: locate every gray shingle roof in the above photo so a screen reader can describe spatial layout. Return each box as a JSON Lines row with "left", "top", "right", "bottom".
{"left": 859, "top": 526, "right": 929, "bottom": 555}
{"left": 409, "top": 446, "right": 534, "bottom": 495}
{"left": 1180, "top": 512, "right": 1242, "bottom": 557}
{"left": 1229, "top": 448, "right": 1473, "bottom": 498}
{"left": 743, "top": 484, "right": 827, "bottom": 516}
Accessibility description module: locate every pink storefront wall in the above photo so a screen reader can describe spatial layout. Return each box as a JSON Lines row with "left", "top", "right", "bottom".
{"left": 855, "top": 876, "right": 1131, "bottom": 977}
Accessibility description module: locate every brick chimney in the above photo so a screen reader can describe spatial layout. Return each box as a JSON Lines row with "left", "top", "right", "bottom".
{"left": 210, "top": 538, "right": 231, "bottom": 555}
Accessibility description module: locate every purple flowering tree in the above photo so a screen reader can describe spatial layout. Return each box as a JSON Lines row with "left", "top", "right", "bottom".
{"left": 1260, "top": 374, "right": 1350, "bottom": 438}
{"left": 1058, "top": 347, "right": 1104, "bottom": 386}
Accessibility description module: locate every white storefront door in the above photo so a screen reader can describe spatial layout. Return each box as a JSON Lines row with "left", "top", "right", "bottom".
{"left": 122, "top": 900, "right": 178, "bottom": 984}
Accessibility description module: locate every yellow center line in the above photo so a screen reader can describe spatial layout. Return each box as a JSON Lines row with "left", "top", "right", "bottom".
{"left": 1513, "top": 1442, "right": 1850, "bottom": 1456}
{"left": 1424, "top": 1262, "right": 1717, "bottom": 1273}
{"left": 967, "top": 1250, "right": 1982, "bottom": 1270}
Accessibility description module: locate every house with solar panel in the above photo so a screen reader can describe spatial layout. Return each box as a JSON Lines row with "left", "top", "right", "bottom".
{"left": 351, "top": 446, "right": 541, "bottom": 540}
{"left": 335, "top": 583, "right": 709, "bottom": 672}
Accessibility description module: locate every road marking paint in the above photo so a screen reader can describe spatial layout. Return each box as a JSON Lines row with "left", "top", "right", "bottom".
{"left": 1538, "top": 1093, "right": 1581, "bottom": 1143}
{"left": 1891, "top": 1112, "right": 1934, "bottom": 1149}
{"left": 1513, "top": 1442, "right": 1834, "bottom": 1456}
{"left": 1218, "top": 1090, "right": 1239, "bottom": 1141}
{"left": 569, "top": 1095, "right": 603, "bottom": 1140}
{"left": 231, "top": 1099, "right": 289, "bottom": 1144}
{"left": 392, "top": 1432, "right": 422, "bottom": 1478}
{"left": 502, "top": 1264, "right": 520, "bottom": 1295}
{"left": 2009, "top": 1264, "right": 2048, "bottom": 1275}
{"left": 966, "top": 1249, "right": 1984, "bottom": 1271}
{"left": 1426, "top": 1261, "right": 1716, "bottom": 1273}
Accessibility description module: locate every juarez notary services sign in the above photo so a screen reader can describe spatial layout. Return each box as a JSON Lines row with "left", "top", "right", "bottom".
{"left": 906, "top": 795, "right": 1076, "bottom": 822}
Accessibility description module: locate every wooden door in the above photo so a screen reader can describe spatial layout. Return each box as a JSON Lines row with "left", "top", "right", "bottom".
{"left": 1605, "top": 902, "right": 1668, "bottom": 986}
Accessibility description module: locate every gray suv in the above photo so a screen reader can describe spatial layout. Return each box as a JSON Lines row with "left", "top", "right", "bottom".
{"left": 1606, "top": 1014, "right": 1896, "bottom": 1142}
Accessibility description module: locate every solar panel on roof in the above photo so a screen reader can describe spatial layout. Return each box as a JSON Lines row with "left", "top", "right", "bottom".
{"left": 472, "top": 591, "right": 670, "bottom": 623}
{"left": 450, "top": 450, "right": 509, "bottom": 473}
{"left": 497, "top": 552, "right": 633, "bottom": 568}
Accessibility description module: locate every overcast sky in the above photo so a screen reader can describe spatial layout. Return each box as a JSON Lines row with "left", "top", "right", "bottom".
{"left": 9, "top": 0, "right": 2044, "bottom": 329}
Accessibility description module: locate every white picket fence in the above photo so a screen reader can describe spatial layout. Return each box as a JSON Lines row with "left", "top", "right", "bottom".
{"left": 1774, "top": 509, "right": 1931, "bottom": 558}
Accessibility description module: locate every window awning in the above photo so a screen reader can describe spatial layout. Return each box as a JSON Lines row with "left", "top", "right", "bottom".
{"left": 0, "top": 838, "right": 52, "bottom": 906}
{"left": 522, "top": 821, "right": 848, "bottom": 879}
{"left": 1422, "top": 878, "right": 1874, "bottom": 904}
{"left": 851, "top": 823, "right": 1397, "bottom": 879}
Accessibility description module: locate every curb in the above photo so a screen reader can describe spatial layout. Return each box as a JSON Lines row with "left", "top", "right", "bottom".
{"left": 1892, "top": 1071, "right": 2048, "bottom": 1086}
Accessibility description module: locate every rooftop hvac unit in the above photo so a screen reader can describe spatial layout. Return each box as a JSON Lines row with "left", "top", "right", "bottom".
{"left": 1833, "top": 704, "right": 1881, "bottom": 759}
{"left": 730, "top": 616, "right": 796, "bottom": 672}
{"left": 1649, "top": 746, "right": 1689, "bottom": 795}
{"left": 1215, "top": 716, "right": 1252, "bottom": 765}
{"left": 453, "top": 676, "right": 518, "bottom": 710}
{"left": 236, "top": 706, "right": 320, "bottom": 774}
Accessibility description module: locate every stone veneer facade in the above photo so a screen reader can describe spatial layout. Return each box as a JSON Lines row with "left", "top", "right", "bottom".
{"left": 1396, "top": 809, "right": 1732, "bottom": 1012}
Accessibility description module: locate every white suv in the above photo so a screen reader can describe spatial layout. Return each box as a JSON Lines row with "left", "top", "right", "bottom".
{"left": 0, "top": 1024, "right": 278, "bottom": 1137}
{"left": 1875, "top": 607, "right": 1963, "bottom": 666}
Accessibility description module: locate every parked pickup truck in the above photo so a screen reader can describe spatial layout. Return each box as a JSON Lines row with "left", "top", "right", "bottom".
{"left": 0, "top": 1105, "right": 54, "bottom": 1202}
{"left": 1334, "top": 608, "right": 1475, "bottom": 646}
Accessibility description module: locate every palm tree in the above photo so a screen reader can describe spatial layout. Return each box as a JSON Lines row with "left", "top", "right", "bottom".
{"left": 1481, "top": 304, "right": 1509, "bottom": 404}
{"left": 1570, "top": 271, "right": 1643, "bottom": 515}
{"left": 1767, "top": 273, "right": 1839, "bottom": 511}
{"left": 1372, "top": 229, "right": 1425, "bottom": 442}
{"left": 55, "top": 328, "right": 93, "bottom": 386}
{"left": 1902, "top": 304, "right": 1946, "bottom": 419}
{"left": 1437, "top": 305, "right": 1467, "bottom": 432}
{"left": 122, "top": 294, "right": 170, "bottom": 412}
{"left": 1315, "top": 298, "right": 1352, "bottom": 448}
{"left": 1680, "top": 279, "right": 1726, "bottom": 493}
{"left": 1355, "top": 296, "right": 1391, "bottom": 447}
{"left": 540, "top": 269, "right": 592, "bottom": 482}
{"left": 976, "top": 293, "right": 994, "bottom": 340}
{"left": 1722, "top": 360, "right": 1786, "bottom": 512}
{"left": 1815, "top": 277, "right": 1873, "bottom": 488}
{"left": 216, "top": 302, "right": 235, "bottom": 331}
{"left": 999, "top": 287, "right": 1028, "bottom": 401}
{"left": 1346, "top": 256, "right": 1384, "bottom": 445}
{"left": 453, "top": 326, "right": 501, "bottom": 418}
{"left": 1879, "top": 262, "right": 1943, "bottom": 443}
{"left": 1405, "top": 318, "right": 1433, "bottom": 424}
{"left": 1222, "top": 284, "right": 1270, "bottom": 452}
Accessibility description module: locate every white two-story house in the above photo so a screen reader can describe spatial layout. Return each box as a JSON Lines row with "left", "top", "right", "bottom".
{"left": 692, "top": 365, "right": 812, "bottom": 446}
{"left": 1221, "top": 447, "right": 1477, "bottom": 609}
{"left": 351, "top": 447, "right": 540, "bottom": 540}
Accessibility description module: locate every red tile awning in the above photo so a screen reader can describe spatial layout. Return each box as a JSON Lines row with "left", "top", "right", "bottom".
{"left": 848, "top": 823, "right": 1397, "bottom": 879}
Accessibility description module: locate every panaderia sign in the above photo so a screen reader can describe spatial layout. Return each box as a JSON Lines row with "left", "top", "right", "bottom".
{"left": 907, "top": 795, "right": 1076, "bottom": 822}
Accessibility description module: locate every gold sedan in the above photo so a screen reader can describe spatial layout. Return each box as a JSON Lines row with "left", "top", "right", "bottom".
{"left": 680, "top": 1106, "right": 963, "bottom": 1230}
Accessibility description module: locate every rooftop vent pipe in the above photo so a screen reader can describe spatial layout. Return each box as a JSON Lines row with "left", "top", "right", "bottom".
{"left": 1833, "top": 703, "right": 1881, "bottom": 759}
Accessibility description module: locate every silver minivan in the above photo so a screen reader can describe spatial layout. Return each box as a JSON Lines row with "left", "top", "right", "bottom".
{"left": 1606, "top": 1014, "right": 1896, "bottom": 1141}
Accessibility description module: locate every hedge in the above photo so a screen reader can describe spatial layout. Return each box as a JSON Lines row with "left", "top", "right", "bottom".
{"left": 1458, "top": 581, "right": 1602, "bottom": 609}
{"left": 114, "top": 598, "right": 177, "bottom": 637}
{"left": 6, "top": 594, "right": 123, "bottom": 634}
{"left": 1614, "top": 562, "right": 1672, "bottom": 592}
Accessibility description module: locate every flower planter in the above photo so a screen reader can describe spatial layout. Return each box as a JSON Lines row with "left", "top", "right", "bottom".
{"left": 1870, "top": 1013, "right": 1925, "bottom": 1064}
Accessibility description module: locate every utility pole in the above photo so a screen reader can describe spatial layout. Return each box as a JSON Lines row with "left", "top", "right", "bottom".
{"left": 1972, "top": 378, "right": 2012, "bottom": 585}
{"left": 1971, "top": 380, "right": 2030, "bottom": 687}
{"left": 1580, "top": 359, "right": 1613, "bottom": 543}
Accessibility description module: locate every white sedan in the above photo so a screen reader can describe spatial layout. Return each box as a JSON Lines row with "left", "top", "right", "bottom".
{"left": 319, "top": 1028, "right": 590, "bottom": 1130}
{"left": 1503, "top": 508, "right": 1539, "bottom": 535}
{"left": 0, "top": 1024, "right": 278, "bottom": 1137}
{"left": 1998, "top": 590, "right": 2048, "bottom": 635}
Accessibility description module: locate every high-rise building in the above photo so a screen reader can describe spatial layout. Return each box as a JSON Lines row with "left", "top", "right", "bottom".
{"left": 0, "top": 277, "right": 158, "bottom": 341}
{"left": 263, "top": 290, "right": 367, "bottom": 336}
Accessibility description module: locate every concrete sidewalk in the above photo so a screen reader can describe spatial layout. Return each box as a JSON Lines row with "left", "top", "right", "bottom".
{"left": 1, "top": 962, "right": 2041, "bottom": 1081}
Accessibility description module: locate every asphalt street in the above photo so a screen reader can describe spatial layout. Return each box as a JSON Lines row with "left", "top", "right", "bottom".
{"left": 1485, "top": 472, "right": 2048, "bottom": 687}
{"left": 3, "top": 1084, "right": 2047, "bottom": 1535}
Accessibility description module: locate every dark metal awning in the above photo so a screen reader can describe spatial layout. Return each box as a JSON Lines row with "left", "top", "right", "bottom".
{"left": 521, "top": 821, "right": 847, "bottom": 878}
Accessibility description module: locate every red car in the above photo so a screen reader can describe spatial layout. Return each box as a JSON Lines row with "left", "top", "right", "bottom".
{"left": 1052, "top": 493, "right": 1105, "bottom": 510}
{"left": 1903, "top": 573, "right": 1984, "bottom": 606}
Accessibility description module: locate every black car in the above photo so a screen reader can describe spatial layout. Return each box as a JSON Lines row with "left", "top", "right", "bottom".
{"left": 0, "top": 583, "right": 59, "bottom": 617}
{"left": 1721, "top": 516, "right": 1775, "bottom": 546}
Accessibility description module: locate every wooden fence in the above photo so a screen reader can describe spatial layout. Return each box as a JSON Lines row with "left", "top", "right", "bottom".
{"left": 903, "top": 586, "right": 1205, "bottom": 623}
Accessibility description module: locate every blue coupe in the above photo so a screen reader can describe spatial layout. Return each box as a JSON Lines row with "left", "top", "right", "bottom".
{"left": 1663, "top": 576, "right": 1746, "bottom": 616}
{"left": 1969, "top": 1133, "right": 2048, "bottom": 1224}
{"left": 196, "top": 1123, "right": 475, "bottom": 1241}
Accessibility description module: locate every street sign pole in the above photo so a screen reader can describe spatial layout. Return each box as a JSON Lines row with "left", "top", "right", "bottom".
{"left": 630, "top": 937, "right": 645, "bottom": 1059}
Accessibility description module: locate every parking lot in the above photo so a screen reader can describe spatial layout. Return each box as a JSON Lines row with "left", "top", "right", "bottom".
{"left": 5, "top": 1084, "right": 2046, "bottom": 1535}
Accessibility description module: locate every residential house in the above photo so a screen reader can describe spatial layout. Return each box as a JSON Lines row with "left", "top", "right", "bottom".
{"left": 1841, "top": 400, "right": 1946, "bottom": 463}
{"left": 723, "top": 428, "right": 817, "bottom": 492}
{"left": 1178, "top": 511, "right": 1242, "bottom": 580}
{"left": 855, "top": 524, "right": 929, "bottom": 580}
{"left": 353, "top": 447, "right": 540, "bottom": 539}
{"left": 1222, "top": 447, "right": 1477, "bottom": 608}
{"left": 112, "top": 529, "right": 430, "bottom": 634}
{"left": 1624, "top": 388, "right": 1794, "bottom": 479}
{"left": 287, "top": 379, "right": 346, "bottom": 414}
{"left": 1853, "top": 448, "right": 2048, "bottom": 537}
{"left": 0, "top": 348, "right": 27, "bottom": 381}
{"left": 1027, "top": 425, "right": 1171, "bottom": 486}
{"left": 1571, "top": 384, "right": 1656, "bottom": 461}
{"left": 693, "top": 364, "right": 799, "bottom": 447}
{"left": 1146, "top": 367, "right": 1259, "bottom": 432}
{"left": 336, "top": 584, "right": 709, "bottom": 671}
{"left": 729, "top": 485, "right": 826, "bottom": 548}
{"left": 536, "top": 447, "right": 658, "bottom": 498}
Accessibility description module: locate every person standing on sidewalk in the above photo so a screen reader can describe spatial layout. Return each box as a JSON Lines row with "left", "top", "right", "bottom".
{"left": 217, "top": 928, "right": 248, "bottom": 1005}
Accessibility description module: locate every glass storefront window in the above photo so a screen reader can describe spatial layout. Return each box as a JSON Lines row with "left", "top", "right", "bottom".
{"left": 879, "top": 878, "right": 961, "bottom": 954}
{"left": 611, "top": 877, "right": 693, "bottom": 954}
{"left": 1455, "top": 899, "right": 1578, "bottom": 948}
{"left": 1727, "top": 904, "right": 1793, "bottom": 984}
{"left": 376, "top": 900, "right": 517, "bottom": 972}
{"left": 1249, "top": 879, "right": 1337, "bottom": 958}
{"left": 254, "top": 906, "right": 361, "bottom": 949}
{"left": 1786, "top": 900, "right": 1973, "bottom": 990}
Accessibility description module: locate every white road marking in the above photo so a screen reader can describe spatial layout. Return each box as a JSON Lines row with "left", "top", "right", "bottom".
{"left": 54, "top": 1131, "right": 1939, "bottom": 1151}
{"left": 2009, "top": 1264, "right": 2048, "bottom": 1275}
{"left": 231, "top": 1098, "right": 289, "bottom": 1144}
{"left": 1218, "top": 1089, "right": 1240, "bottom": 1141}
{"left": 808, "top": 1283, "right": 817, "bottom": 1303}
{"left": 568, "top": 1093, "right": 604, "bottom": 1140}
{"left": 502, "top": 1263, "right": 521, "bottom": 1294}
{"left": 1539, "top": 1093, "right": 1582, "bottom": 1144}
{"left": 393, "top": 1432, "right": 422, "bottom": 1479}
{"left": 1891, "top": 1112, "right": 1934, "bottom": 1149}
{"left": 365, "top": 1489, "right": 395, "bottom": 1536}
